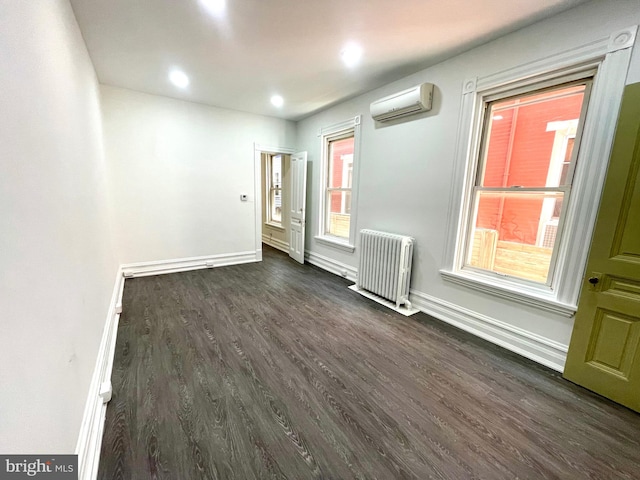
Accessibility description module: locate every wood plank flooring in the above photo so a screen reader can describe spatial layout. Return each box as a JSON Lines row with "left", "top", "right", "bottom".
{"left": 99, "top": 245, "right": 640, "bottom": 479}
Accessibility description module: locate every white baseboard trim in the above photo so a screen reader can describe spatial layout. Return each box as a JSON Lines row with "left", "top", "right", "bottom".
{"left": 304, "top": 250, "right": 357, "bottom": 282}
{"left": 262, "top": 234, "right": 289, "bottom": 254}
{"left": 75, "top": 249, "right": 259, "bottom": 479}
{"left": 75, "top": 267, "right": 125, "bottom": 480}
{"left": 121, "top": 250, "right": 258, "bottom": 277}
{"left": 409, "top": 289, "right": 568, "bottom": 372}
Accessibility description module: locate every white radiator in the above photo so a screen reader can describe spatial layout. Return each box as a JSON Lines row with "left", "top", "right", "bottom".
{"left": 356, "top": 229, "right": 415, "bottom": 311}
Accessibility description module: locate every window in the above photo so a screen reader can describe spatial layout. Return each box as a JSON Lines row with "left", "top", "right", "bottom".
{"left": 441, "top": 28, "right": 636, "bottom": 315}
{"left": 266, "top": 154, "right": 283, "bottom": 226}
{"left": 316, "top": 116, "right": 361, "bottom": 251}
{"left": 465, "top": 82, "right": 590, "bottom": 285}
{"left": 326, "top": 136, "right": 354, "bottom": 238}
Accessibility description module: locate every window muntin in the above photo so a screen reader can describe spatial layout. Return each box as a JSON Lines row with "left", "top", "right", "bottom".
{"left": 266, "top": 154, "right": 283, "bottom": 225}
{"left": 325, "top": 135, "right": 354, "bottom": 238}
{"left": 464, "top": 81, "right": 590, "bottom": 285}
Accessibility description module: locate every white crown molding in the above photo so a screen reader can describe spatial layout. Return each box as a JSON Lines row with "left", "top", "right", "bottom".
{"left": 121, "top": 250, "right": 258, "bottom": 277}
{"left": 304, "top": 250, "right": 357, "bottom": 282}
{"left": 409, "top": 289, "right": 568, "bottom": 372}
{"left": 75, "top": 267, "right": 125, "bottom": 480}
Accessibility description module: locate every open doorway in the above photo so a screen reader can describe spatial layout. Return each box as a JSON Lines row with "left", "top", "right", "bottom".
{"left": 261, "top": 151, "right": 292, "bottom": 253}
{"left": 254, "top": 144, "right": 308, "bottom": 264}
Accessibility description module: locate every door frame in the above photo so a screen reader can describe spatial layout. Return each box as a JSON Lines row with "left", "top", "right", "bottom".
{"left": 254, "top": 143, "right": 297, "bottom": 261}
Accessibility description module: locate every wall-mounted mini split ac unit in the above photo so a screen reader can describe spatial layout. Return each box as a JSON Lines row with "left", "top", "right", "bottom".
{"left": 370, "top": 83, "right": 434, "bottom": 122}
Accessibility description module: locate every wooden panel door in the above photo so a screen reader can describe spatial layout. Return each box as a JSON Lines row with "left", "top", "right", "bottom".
{"left": 564, "top": 83, "right": 640, "bottom": 412}
{"left": 289, "top": 152, "right": 307, "bottom": 264}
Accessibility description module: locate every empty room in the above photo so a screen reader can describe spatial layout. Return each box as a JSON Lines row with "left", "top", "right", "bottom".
{"left": 2, "top": 0, "right": 640, "bottom": 478}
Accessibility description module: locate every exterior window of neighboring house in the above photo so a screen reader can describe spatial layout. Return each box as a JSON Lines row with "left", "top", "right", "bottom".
{"left": 316, "top": 115, "right": 361, "bottom": 252}
{"left": 465, "top": 82, "right": 590, "bottom": 286}
{"left": 267, "top": 154, "right": 283, "bottom": 225}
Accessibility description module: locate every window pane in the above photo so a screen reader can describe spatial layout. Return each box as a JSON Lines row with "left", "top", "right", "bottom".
{"left": 481, "top": 85, "right": 585, "bottom": 189}
{"left": 328, "top": 137, "right": 354, "bottom": 189}
{"left": 271, "top": 155, "right": 282, "bottom": 188}
{"left": 558, "top": 138, "right": 574, "bottom": 186}
{"left": 270, "top": 188, "right": 282, "bottom": 223}
{"left": 467, "top": 190, "right": 565, "bottom": 283}
{"left": 326, "top": 190, "right": 351, "bottom": 238}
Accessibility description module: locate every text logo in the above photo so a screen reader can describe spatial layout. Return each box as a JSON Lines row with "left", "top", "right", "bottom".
{"left": 0, "top": 455, "right": 77, "bottom": 479}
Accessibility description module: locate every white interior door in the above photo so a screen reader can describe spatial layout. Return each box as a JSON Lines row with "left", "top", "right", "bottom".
{"left": 289, "top": 152, "right": 308, "bottom": 263}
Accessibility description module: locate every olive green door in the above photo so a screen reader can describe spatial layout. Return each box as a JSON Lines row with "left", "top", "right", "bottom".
{"left": 563, "top": 83, "right": 640, "bottom": 413}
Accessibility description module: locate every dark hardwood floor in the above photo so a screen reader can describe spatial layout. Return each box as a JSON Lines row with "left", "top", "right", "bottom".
{"left": 99, "top": 245, "right": 640, "bottom": 479}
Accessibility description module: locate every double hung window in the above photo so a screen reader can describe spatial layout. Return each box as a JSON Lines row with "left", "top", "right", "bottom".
{"left": 464, "top": 81, "right": 591, "bottom": 285}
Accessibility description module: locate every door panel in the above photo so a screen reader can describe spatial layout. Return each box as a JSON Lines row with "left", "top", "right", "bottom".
{"left": 289, "top": 152, "right": 307, "bottom": 264}
{"left": 586, "top": 309, "right": 639, "bottom": 376}
{"left": 564, "top": 83, "right": 640, "bottom": 412}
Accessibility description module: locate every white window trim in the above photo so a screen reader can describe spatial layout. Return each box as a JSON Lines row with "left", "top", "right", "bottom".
{"left": 316, "top": 115, "right": 362, "bottom": 253}
{"left": 265, "top": 154, "right": 284, "bottom": 228}
{"left": 535, "top": 120, "right": 577, "bottom": 247}
{"left": 440, "top": 26, "right": 638, "bottom": 317}
{"left": 264, "top": 222, "right": 285, "bottom": 232}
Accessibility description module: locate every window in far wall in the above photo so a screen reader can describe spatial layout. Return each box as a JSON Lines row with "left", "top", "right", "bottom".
{"left": 266, "top": 154, "right": 283, "bottom": 226}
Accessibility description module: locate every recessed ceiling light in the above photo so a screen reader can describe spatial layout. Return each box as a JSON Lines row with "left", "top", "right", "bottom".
{"left": 169, "top": 70, "right": 190, "bottom": 89}
{"left": 341, "top": 43, "right": 363, "bottom": 68}
{"left": 271, "top": 95, "right": 284, "bottom": 108}
{"left": 199, "top": 0, "right": 226, "bottom": 18}
{"left": 493, "top": 115, "right": 504, "bottom": 121}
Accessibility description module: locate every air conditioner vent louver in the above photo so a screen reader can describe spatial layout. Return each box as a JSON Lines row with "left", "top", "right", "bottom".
{"left": 370, "top": 83, "right": 434, "bottom": 122}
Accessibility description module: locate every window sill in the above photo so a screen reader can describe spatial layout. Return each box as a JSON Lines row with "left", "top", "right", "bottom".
{"left": 315, "top": 235, "right": 355, "bottom": 253}
{"left": 439, "top": 269, "right": 577, "bottom": 317}
{"left": 264, "top": 222, "right": 285, "bottom": 232}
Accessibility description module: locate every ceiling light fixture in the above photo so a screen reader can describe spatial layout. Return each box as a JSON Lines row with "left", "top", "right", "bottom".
{"left": 493, "top": 115, "right": 504, "bottom": 121}
{"left": 169, "top": 70, "right": 190, "bottom": 89}
{"left": 271, "top": 95, "right": 284, "bottom": 108}
{"left": 199, "top": 0, "right": 226, "bottom": 18}
{"left": 341, "top": 43, "right": 363, "bottom": 68}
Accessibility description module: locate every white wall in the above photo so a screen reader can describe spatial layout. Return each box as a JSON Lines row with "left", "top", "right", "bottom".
{"left": 1, "top": 0, "right": 636, "bottom": 455}
{"left": 0, "top": 0, "right": 118, "bottom": 453}
{"left": 101, "top": 86, "right": 296, "bottom": 264}
{"left": 297, "top": 0, "right": 640, "bottom": 369}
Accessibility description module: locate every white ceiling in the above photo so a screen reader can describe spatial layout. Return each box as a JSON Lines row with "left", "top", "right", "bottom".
{"left": 70, "top": 0, "right": 589, "bottom": 120}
